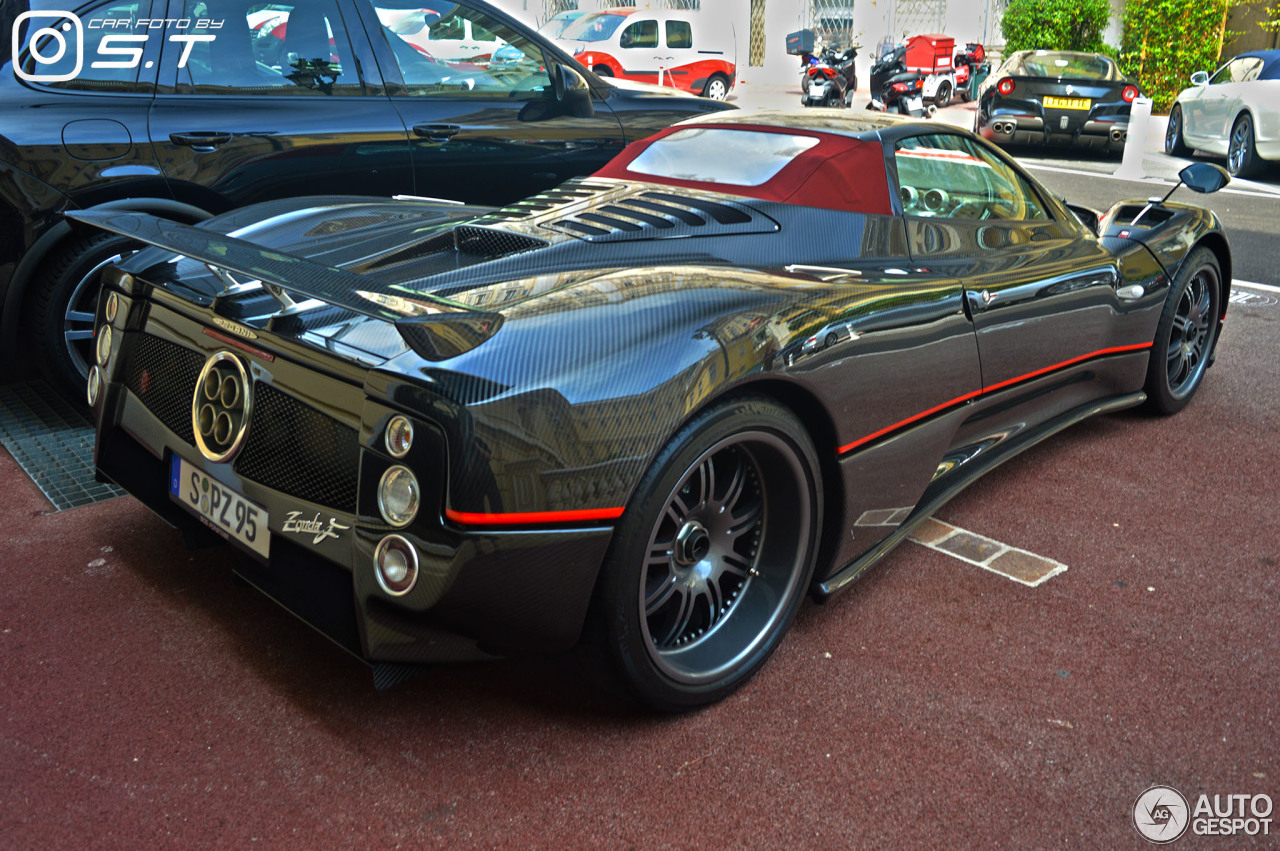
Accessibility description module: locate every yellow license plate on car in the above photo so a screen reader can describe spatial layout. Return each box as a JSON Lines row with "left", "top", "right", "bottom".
{"left": 1043, "top": 96, "right": 1090, "bottom": 110}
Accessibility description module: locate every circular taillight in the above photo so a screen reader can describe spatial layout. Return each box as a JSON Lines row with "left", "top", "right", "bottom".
{"left": 385, "top": 415, "right": 414, "bottom": 458}
{"left": 95, "top": 325, "right": 113, "bottom": 367}
{"left": 105, "top": 291, "right": 119, "bottom": 323}
{"left": 1122, "top": 85, "right": 1138, "bottom": 103}
{"left": 378, "top": 466, "right": 420, "bottom": 527}
{"left": 374, "top": 535, "right": 419, "bottom": 596}
{"left": 87, "top": 366, "right": 103, "bottom": 407}
{"left": 997, "top": 77, "right": 1016, "bottom": 96}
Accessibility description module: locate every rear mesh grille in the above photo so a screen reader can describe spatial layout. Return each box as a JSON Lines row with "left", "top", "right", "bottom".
{"left": 126, "top": 334, "right": 204, "bottom": 444}
{"left": 452, "top": 226, "right": 547, "bottom": 258}
{"left": 234, "top": 383, "right": 359, "bottom": 512}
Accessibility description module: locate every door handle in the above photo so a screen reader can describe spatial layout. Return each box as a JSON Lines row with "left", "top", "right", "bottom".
{"left": 169, "top": 132, "right": 232, "bottom": 151}
{"left": 413, "top": 123, "right": 461, "bottom": 142}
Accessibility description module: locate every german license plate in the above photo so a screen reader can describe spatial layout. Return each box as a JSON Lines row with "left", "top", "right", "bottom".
{"left": 1043, "top": 96, "right": 1090, "bottom": 110}
{"left": 809, "top": 83, "right": 826, "bottom": 98}
{"left": 170, "top": 455, "right": 269, "bottom": 558}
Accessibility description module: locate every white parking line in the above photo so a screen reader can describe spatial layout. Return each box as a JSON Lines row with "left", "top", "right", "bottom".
{"left": 1023, "top": 162, "right": 1280, "bottom": 200}
{"left": 909, "top": 518, "right": 1068, "bottom": 587}
{"left": 1235, "top": 280, "right": 1280, "bottom": 294}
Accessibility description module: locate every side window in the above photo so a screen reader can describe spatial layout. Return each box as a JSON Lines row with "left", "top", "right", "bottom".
{"left": 894, "top": 134, "right": 1049, "bottom": 222}
{"left": 1208, "top": 59, "right": 1252, "bottom": 85}
{"left": 371, "top": 2, "right": 551, "bottom": 98}
{"left": 665, "top": 21, "right": 692, "bottom": 50}
{"left": 619, "top": 20, "right": 658, "bottom": 49}
{"left": 1240, "top": 58, "right": 1264, "bottom": 82}
{"left": 173, "top": 1, "right": 362, "bottom": 95}
{"left": 15, "top": 1, "right": 150, "bottom": 92}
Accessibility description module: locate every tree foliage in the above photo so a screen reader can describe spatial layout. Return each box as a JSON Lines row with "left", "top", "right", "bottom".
{"left": 1119, "top": 0, "right": 1231, "bottom": 110}
{"left": 1000, "top": 0, "right": 1112, "bottom": 53}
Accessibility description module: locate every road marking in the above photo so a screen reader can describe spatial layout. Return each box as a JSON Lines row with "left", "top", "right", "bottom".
{"left": 909, "top": 517, "right": 1067, "bottom": 587}
{"left": 1235, "top": 279, "right": 1280, "bottom": 294}
{"left": 1022, "top": 162, "right": 1280, "bottom": 199}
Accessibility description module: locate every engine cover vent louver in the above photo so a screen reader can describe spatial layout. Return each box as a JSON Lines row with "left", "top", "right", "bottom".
{"left": 544, "top": 190, "right": 778, "bottom": 243}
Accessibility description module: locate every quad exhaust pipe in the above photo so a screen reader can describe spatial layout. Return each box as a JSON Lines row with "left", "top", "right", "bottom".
{"left": 1110, "top": 128, "right": 1128, "bottom": 143}
{"left": 992, "top": 120, "right": 1016, "bottom": 135}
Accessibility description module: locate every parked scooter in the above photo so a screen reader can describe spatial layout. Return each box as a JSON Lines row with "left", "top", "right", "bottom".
{"left": 866, "top": 43, "right": 934, "bottom": 117}
{"left": 800, "top": 45, "right": 859, "bottom": 108}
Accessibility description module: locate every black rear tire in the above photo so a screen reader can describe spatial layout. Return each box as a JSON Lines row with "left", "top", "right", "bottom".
{"left": 1165, "top": 104, "right": 1190, "bottom": 156}
{"left": 1227, "top": 113, "right": 1262, "bottom": 178}
{"left": 1143, "top": 247, "right": 1222, "bottom": 414}
{"left": 703, "top": 73, "right": 730, "bottom": 100}
{"left": 29, "top": 232, "right": 134, "bottom": 406}
{"left": 591, "top": 398, "right": 822, "bottom": 711}
{"left": 934, "top": 81, "right": 952, "bottom": 108}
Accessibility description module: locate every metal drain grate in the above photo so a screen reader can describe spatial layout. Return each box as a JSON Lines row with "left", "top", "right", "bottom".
{"left": 0, "top": 382, "right": 123, "bottom": 511}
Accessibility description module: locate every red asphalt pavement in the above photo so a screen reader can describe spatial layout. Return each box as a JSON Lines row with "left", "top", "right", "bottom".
{"left": 1, "top": 298, "right": 1277, "bottom": 848}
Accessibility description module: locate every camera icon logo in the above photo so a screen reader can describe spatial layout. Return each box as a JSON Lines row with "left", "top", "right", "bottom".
{"left": 13, "top": 11, "right": 84, "bottom": 83}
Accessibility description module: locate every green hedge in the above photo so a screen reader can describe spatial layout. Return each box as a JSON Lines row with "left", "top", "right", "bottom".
{"left": 1000, "top": 0, "right": 1111, "bottom": 53}
{"left": 1119, "top": 0, "right": 1230, "bottom": 111}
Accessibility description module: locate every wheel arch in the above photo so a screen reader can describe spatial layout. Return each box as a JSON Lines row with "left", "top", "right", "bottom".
{"left": 711, "top": 378, "right": 846, "bottom": 577}
{"left": 2, "top": 198, "right": 214, "bottom": 358}
{"left": 1188, "top": 231, "right": 1232, "bottom": 322}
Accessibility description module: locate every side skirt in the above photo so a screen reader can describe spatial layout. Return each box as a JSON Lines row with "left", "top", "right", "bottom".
{"left": 812, "top": 390, "right": 1147, "bottom": 599}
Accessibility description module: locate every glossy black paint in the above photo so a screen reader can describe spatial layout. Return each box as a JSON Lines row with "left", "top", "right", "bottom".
{"left": 0, "top": 0, "right": 731, "bottom": 378}
{"left": 83, "top": 111, "right": 1231, "bottom": 669}
{"left": 976, "top": 51, "right": 1140, "bottom": 153}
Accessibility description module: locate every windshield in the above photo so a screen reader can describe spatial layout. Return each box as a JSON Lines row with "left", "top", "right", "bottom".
{"left": 560, "top": 13, "right": 628, "bottom": 42}
{"left": 626, "top": 129, "right": 820, "bottom": 185}
{"left": 1012, "top": 51, "right": 1118, "bottom": 80}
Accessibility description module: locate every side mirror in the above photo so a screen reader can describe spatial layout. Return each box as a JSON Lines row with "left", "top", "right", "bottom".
{"left": 1191, "top": 70, "right": 1209, "bottom": 86}
{"left": 1064, "top": 202, "right": 1100, "bottom": 235}
{"left": 553, "top": 63, "right": 595, "bottom": 118}
{"left": 1179, "top": 161, "right": 1230, "bottom": 194}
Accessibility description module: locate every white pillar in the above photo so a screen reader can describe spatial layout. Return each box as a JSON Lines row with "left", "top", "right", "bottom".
{"left": 1115, "top": 96, "right": 1153, "bottom": 180}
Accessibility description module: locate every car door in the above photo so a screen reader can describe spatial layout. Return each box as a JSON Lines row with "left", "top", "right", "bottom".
{"left": 892, "top": 132, "right": 1131, "bottom": 393}
{"left": 354, "top": 0, "right": 628, "bottom": 205}
{"left": 616, "top": 16, "right": 662, "bottom": 85}
{"left": 148, "top": 0, "right": 415, "bottom": 212}
{"left": 658, "top": 17, "right": 697, "bottom": 92}
{"left": 1191, "top": 57, "right": 1262, "bottom": 148}
{"left": 7, "top": 0, "right": 168, "bottom": 206}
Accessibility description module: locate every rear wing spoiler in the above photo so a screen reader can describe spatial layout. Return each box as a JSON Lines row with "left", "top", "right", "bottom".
{"left": 67, "top": 209, "right": 502, "bottom": 361}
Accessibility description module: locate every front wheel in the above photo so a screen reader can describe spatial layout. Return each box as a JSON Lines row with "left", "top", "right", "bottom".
{"left": 702, "top": 73, "right": 730, "bottom": 100}
{"left": 592, "top": 398, "right": 822, "bottom": 711}
{"left": 1227, "top": 113, "right": 1261, "bottom": 178}
{"left": 592, "top": 64, "right": 613, "bottom": 78}
{"left": 1143, "top": 247, "right": 1222, "bottom": 414}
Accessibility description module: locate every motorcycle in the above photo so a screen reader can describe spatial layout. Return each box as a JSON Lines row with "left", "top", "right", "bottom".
{"left": 799, "top": 45, "right": 859, "bottom": 108}
{"left": 868, "top": 69, "right": 934, "bottom": 117}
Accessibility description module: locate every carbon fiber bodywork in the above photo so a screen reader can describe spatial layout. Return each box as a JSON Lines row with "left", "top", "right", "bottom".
{"left": 83, "top": 112, "right": 1232, "bottom": 672}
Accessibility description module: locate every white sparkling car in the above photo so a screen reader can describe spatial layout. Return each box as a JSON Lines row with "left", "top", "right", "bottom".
{"left": 1165, "top": 50, "right": 1280, "bottom": 177}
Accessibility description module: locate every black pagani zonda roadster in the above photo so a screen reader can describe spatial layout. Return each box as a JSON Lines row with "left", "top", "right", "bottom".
{"left": 75, "top": 110, "right": 1232, "bottom": 710}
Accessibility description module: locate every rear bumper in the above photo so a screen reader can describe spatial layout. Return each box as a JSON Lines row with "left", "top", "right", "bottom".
{"left": 94, "top": 334, "right": 614, "bottom": 666}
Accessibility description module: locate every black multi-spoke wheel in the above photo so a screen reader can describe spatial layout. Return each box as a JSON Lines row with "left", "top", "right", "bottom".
{"left": 1165, "top": 105, "right": 1190, "bottom": 156}
{"left": 594, "top": 398, "right": 821, "bottom": 711}
{"left": 1144, "top": 247, "right": 1222, "bottom": 414}
{"left": 1227, "top": 114, "right": 1261, "bottom": 178}
{"left": 30, "top": 232, "right": 135, "bottom": 406}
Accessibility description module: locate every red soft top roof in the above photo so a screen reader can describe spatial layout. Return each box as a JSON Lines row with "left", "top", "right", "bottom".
{"left": 592, "top": 123, "right": 894, "bottom": 217}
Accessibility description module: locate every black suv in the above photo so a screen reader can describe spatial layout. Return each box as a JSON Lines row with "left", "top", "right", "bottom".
{"left": 1, "top": 0, "right": 732, "bottom": 399}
